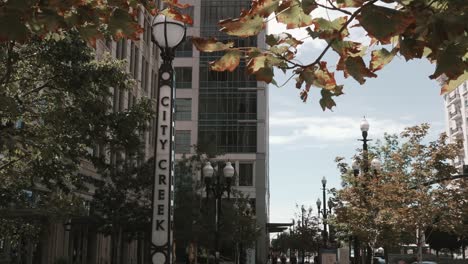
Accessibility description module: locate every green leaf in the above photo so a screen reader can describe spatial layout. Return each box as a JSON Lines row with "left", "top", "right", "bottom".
{"left": 108, "top": 8, "right": 141, "bottom": 39}
{"left": 311, "top": 17, "right": 348, "bottom": 40}
{"left": 251, "top": 0, "right": 281, "bottom": 17}
{"left": 0, "top": 12, "right": 29, "bottom": 42}
{"left": 210, "top": 51, "right": 241, "bottom": 72}
{"left": 276, "top": 0, "right": 313, "bottom": 29}
{"left": 399, "top": 37, "right": 425, "bottom": 61}
{"left": 266, "top": 33, "right": 303, "bottom": 47}
{"left": 319, "top": 89, "right": 337, "bottom": 111}
{"left": 247, "top": 54, "right": 281, "bottom": 83}
{"left": 302, "top": 0, "right": 318, "bottom": 14}
{"left": 430, "top": 42, "right": 467, "bottom": 80}
{"left": 370, "top": 48, "right": 397, "bottom": 72}
{"left": 335, "top": 0, "right": 365, "bottom": 8}
{"left": 191, "top": 37, "right": 234, "bottom": 52}
{"left": 219, "top": 14, "right": 265, "bottom": 37}
{"left": 331, "top": 40, "right": 363, "bottom": 57}
{"left": 357, "top": 4, "right": 414, "bottom": 44}
{"left": 343, "top": 56, "right": 377, "bottom": 84}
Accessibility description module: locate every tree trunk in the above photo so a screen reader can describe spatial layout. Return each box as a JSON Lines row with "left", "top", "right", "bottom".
{"left": 462, "top": 240, "right": 466, "bottom": 260}
{"left": 416, "top": 228, "right": 423, "bottom": 264}
{"left": 383, "top": 246, "right": 389, "bottom": 264}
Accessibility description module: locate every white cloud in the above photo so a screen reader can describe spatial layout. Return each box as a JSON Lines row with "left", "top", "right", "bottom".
{"left": 269, "top": 113, "right": 411, "bottom": 145}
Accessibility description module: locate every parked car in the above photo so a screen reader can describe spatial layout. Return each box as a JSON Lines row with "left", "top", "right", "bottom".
{"left": 410, "top": 261, "right": 437, "bottom": 264}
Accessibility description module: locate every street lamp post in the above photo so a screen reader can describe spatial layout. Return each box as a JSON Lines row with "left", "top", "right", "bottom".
{"left": 351, "top": 117, "right": 382, "bottom": 264}
{"left": 150, "top": 14, "right": 186, "bottom": 264}
{"left": 316, "top": 177, "right": 333, "bottom": 248}
{"left": 202, "top": 161, "right": 235, "bottom": 264}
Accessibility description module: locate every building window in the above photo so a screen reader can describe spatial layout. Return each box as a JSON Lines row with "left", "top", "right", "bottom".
{"left": 175, "top": 130, "right": 191, "bottom": 153}
{"left": 116, "top": 39, "right": 127, "bottom": 59}
{"left": 175, "top": 37, "right": 193, "bottom": 57}
{"left": 175, "top": 99, "right": 192, "bottom": 120}
{"left": 141, "top": 58, "right": 149, "bottom": 92}
{"left": 238, "top": 163, "right": 253, "bottom": 186}
{"left": 130, "top": 42, "right": 139, "bottom": 78}
{"left": 151, "top": 70, "right": 157, "bottom": 99}
{"left": 175, "top": 67, "right": 192, "bottom": 89}
{"left": 143, "top": 14, "right": 152, "bottom": 45}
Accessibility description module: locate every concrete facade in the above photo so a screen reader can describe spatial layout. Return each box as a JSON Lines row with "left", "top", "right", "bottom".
{"left": 173, "top": 0, "right": 270, "bottom": 263}
{"left": 443, "top": 81, "right": 468, "bottom": 170}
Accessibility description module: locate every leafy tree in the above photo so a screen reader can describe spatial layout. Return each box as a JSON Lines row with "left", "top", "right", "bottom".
{"left": 0, "top": 0, "right": 193, "bottom": 45}
{"left": 193, "top": 0, "right": 467, "bottom": 110}
{"left": 173, "top": 151, "right": 260, "bottom": 263}
{"left": 91, "top": 157, "right": 154, "bottom": 264}
{"left": 0, "top": 31, "right": 153, "bottom": 248}
{"left": 334, "top": 124, "right": 463, "bottom": 263}
{"left": 289, "top": 205, "right": 321, "bottom": 264}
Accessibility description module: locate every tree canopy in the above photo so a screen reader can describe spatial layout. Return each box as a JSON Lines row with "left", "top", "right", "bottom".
{"left": 193, "top": 0, "right": 468, "bottom": 110}
{"left": 333, "top": 124, "right": 466, "bottom": 263}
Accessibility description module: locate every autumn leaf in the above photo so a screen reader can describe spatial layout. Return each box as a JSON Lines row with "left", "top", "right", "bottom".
{"left": 160, "top": 7, "right": 193, "bottom": 25}
{"left": 312, "top": 17, "right": 349, "bottom": 40}
{"left": 429, "top": 42, "right": 467, "bottom": 80}
{"left": 192, "top": 37, "right": 234, "bottom": 52}
{"left": 302, "top": 0, "right": 318, "bottom": 14}
{"left": 342, "top": 56, "right": 377, "bottom": 84}
{"left": 210, "top": 51, "right": 241, "bottom": 72}
{"left": 314, "top": 62, "right": 338, "bottom": 90}
{"left": 336, "top": 0, "right": 365, "bottom": 8}
{"left": 331, "top": 40, "right": 363, "bottom": 57}
{"left": 440, "top": 72, "right": 468, "bottom": 95}
{"left": 163, "top": 0, "right": 191, "bottom": 9}
{"left": 370, "top": 48, "right": 398, "bottom": 72}
{"left": 319, "top": 89, "right": 337, "bottom": 111}
{"left": 219, "top": 13, "right": 264, "bottom": 37}
{"left": 247, "top": 54, "right": 282, "bottom": 83}
{"left": 266, "top": 33, "right": 303, "bottom": 47}
{"left": 276, "top": 0, "right": 313, "bottom": 29}
{"left": 108, "top": 8, "right": 141, "bottom": 40}
{"left": 251, "top": 0, "right": 280, "bottom": 17}
{"left": 399, "top": 37, "right": 425, "bottom": 61}
{"left": 357, "top": 4, "right": 414, "bottom": 44}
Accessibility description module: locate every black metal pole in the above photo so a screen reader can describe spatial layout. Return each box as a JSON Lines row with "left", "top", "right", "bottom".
{"left": 322, "top": 184, "right": 328, "bottom": 248}
{"left": 215, "top": 169, "right": 221, "bottom": 264}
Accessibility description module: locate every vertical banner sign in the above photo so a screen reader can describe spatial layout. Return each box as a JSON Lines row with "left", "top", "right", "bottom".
{"left": 152, "top": 61, "right": 174, "bottom": 264}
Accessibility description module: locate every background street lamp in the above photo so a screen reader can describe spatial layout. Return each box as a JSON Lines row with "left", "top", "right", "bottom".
{"left": 202, "top": 161, "right": 235, "bottom": 264}
{"left": 316, "top": 176, "right": 333, "bottom": 248}
{"left": 150, "top": 14, "right": 186, "bottom": 264}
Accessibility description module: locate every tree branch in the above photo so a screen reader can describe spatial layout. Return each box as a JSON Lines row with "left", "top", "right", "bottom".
{"left": 0, "top": 156, "right": 27, "bottom": 171}
{"left": 0, "top": 41, "right": 16, "bottom": 89}
{"left": 303, "top": 0, "right": 379, "bottom": 68}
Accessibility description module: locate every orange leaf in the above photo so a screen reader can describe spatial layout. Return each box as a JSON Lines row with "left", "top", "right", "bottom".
{"left": 210, "top": 51, "right": 241, "bottom": 72}
{"left": 191, "top": 37, "right": 234, "bottom": 52}
{"left": 160, "top": 7, "right": 193, "bottom": 25}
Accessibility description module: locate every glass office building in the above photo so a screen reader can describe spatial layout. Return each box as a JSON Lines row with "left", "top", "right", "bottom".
{"left": 174, "top": 0, "right": 270, "bottom": 263}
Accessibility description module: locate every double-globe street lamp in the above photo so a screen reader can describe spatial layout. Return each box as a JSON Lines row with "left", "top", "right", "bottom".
{"left": 150, "top": 14, "right": 186, "bottom": 264}
{"left": 316, "top": 176, "right": 333, "bottom": 248}
{"left": 202, "top": 161, "right": 235, "bottom": 264}
{"left": 351, "top": 117, "right": 381, "bottom": 264}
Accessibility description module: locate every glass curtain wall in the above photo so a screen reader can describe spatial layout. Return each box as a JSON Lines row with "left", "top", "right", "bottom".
{"left": 199, "top": 0, "right": 258, "bottom": 154}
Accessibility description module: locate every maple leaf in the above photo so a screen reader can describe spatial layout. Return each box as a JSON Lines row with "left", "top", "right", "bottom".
{"left": 312, "top": 17, "right": 349, "bottom": 40}
{"left": 335, "top": 0, "right": 365, "bottom": 8}
{"left": 399, "top": 37, "right": 425, "bottom": 61}
{"left": 163, "top": 0, "right": 191, "bottom": 9}
{"left": 319, "top": 89, "right": 337, "bottom": 111}
{"left": 160, "top": 7, "right": 193, "bottom": 25}
{"left": 250, "top": 0, "right": 280, "bottom": 18}
{"left": 266, "top": 33, "right": 303, "bottom": 47}
{"left": 342, "top": 56, "right": 377, "bottom": 84}
{"left": 108, "top": 8, "right": 141, "bottom": 40}
{"left": 370, "top": 48, "right": 398, "bottom": 72}
{"left": 219, "top": 13, "right": 265, "bottom": 38}
{"left": 210, "top": 51, "right": 241, "bottom": 72}
{"left": 191, "top": 37, "right": 234, "bottom": 52}
{"left": 331, "top": 39, "right": 363, "bottom": 57}
{"left": 440, "top": 72, "right": 468, "bottom": 95}
{"left": 302, "top": 0, "right": 318, "bottom": 14}
{"left": 314, "top": 62, "right": 338, "bottom": 90}
{"left": 357, "top": 4, "right": 414, "bottom": 44}
{"left": 276, "top": 0, "right": 313, "bottom": 29}
{"left": 429, "top": 42, "right": 467, "bottom": 80}
{"left": 247, "top": 54, "right": 282, "bottom": 83}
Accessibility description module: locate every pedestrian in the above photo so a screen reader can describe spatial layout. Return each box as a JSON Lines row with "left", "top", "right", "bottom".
{"left": 291, "top": 254, "right": 297, "bottom": 264}
{"left": 272, "top": 253, "right": 278, "bottom": 264}
{"left": 280, "top": 254, "right": 287, "bottom": 264}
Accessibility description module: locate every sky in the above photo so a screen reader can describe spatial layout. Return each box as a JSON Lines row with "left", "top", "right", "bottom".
{"left": 266, "top": 15, "right": 447, "bottom": 225}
